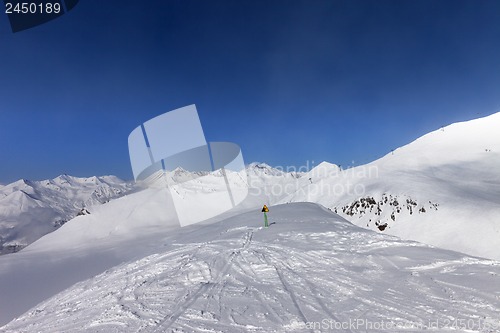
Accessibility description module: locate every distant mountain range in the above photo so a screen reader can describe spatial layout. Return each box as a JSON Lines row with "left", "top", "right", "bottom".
{"left": 0, "top": 175, "right": 132, "bottom": 254}
{"left": 1, "top": 112, "right": 499, "bottom": 260}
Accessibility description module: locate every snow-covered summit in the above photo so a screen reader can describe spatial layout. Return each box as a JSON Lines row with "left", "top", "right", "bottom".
{"left": 306, "top": 161, "right": 340, "bottom": 179}
{"left": 246, "top": 162, "right": 287, "bottom": 176}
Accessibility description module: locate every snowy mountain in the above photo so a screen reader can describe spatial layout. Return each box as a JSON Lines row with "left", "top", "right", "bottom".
{"left": 0, "top": 175, "right": 133, "bottom": 254}
{"left": 0, "top": 112, "right": 499, "bottom": 329}
{"left": 2, "top": 203, "right": 499, "bottom": 332}
{"left": 280, "top": 112, "right": 500, "bottom": 260}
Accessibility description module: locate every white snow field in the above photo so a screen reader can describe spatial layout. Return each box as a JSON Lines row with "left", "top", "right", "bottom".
{"left": 2, "top": 203, "right": 500, "bottom": 332}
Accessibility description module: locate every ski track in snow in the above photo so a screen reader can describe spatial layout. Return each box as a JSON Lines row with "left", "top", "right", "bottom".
{"left": 3, "top": 204, "right": 500, "bottom": 333}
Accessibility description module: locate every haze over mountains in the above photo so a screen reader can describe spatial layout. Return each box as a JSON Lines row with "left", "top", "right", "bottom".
{"left": 0, "top": 112, "right": 499, "bottom": 330}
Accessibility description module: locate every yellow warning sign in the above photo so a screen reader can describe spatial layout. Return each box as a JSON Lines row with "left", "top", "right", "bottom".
{"left": 261, "top": 205, "right": 269, "bottom": 212}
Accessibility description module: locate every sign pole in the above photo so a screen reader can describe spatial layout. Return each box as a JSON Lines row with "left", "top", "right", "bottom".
{"left": 261, "top": 205, "right": 269, "bottom": 228}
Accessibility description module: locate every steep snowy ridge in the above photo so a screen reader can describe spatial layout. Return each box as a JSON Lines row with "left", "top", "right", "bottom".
{"left": 0, "top": 175, "right": 132, "bottom": 254}
{"left": 376, "top": 111, "right": 500, "bottom": 169}
{"left": 281, "top": 112, "right": 500, "bottom": 260}
{"left": 2, "top": 204, "right": 500, "bottom": 332}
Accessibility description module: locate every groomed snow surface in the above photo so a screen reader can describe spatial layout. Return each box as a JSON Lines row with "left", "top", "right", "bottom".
{"left": 2, "top": 204, "right": 500, "bottom": 333}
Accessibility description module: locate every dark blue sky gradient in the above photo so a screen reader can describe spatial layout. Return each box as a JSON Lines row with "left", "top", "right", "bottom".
{"left": 1, "top": 0, "right": 500, "bottom": 183}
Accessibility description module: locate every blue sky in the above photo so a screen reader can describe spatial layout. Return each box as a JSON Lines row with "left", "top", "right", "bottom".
{"left": 1, "top": 0, "right": 500, "bottom": 183}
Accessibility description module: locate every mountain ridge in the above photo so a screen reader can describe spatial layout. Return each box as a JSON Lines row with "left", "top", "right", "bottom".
{"left": 2, "top": 113, "right": 499, "bottom": 258}
{"left": 0, "top": 174, "right": 133, "bottom": 254}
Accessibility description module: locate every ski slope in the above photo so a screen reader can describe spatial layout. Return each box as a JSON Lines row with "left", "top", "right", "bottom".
{"left": 0, "top": 179, "right": 261, "bottom": 327}
{"left": 2, "top": 203, "right": 499, "bottom": 332}
{"left": 0, "top": 112, "right": 499, "bottom": 330}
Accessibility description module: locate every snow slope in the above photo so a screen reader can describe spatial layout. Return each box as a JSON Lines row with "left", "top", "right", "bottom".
{"left": 0, "top": 175, "right": 132, "bottom": 254}
{"left": 281, "top": 112, "right": 500, "bottom": 260}
{"left": 2, "top": 203, "right": 499, "bottom": 332}
{"left": 0, "top": 172, "right": 262, "bottom": 327}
